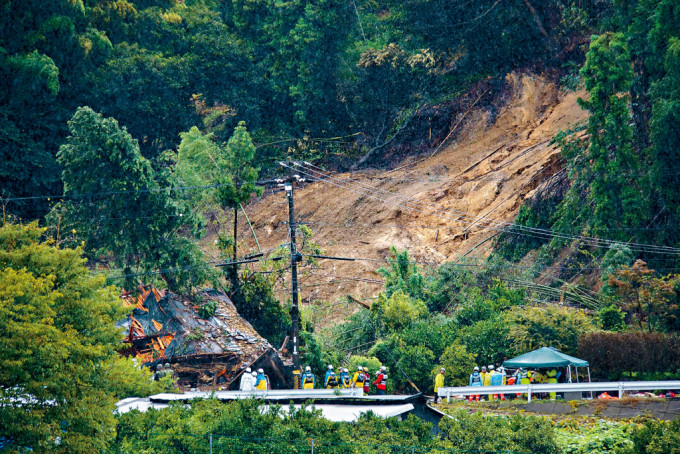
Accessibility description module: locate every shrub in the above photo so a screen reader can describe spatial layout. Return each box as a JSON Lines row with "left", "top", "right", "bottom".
{"left": 578, "top": 331, "right": 680, "bottom": 379}
{"left": 506, "top": 305, "right": 594, "bottom": 356}
{"left": 197, "top": 300, "right": 217, "bottom": 319}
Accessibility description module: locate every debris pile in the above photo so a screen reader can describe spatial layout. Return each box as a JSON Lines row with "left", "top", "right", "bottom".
{"left": 118, "top": 286, "right": 290, "bottom": 390}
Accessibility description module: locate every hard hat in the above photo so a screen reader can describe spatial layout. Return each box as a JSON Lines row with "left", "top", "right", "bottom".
{"left": 344, "top": 368, "right": 349, "bottom": 373}
{"left": 481, "top": 366, "right": 487, "bottom": 370}
{"left": 305, "top": 366, "right": 311, "bottom": 371}
{"left": 473, "top": 366, "right": 479, "bottom": 371}
{"left": 498, "top": 367, "right": 504, "bottom": 373}
{"left": 380, "top": 366, "right": 386, "bottom": 371}
{"left": 489, "top": 365, "right": 495, "bottom": 370}
{"left": 164, "top": 363, "right": 170, "bottom": 368}
{"left": 251, "top": 371, "right": 257, "bottom": 376}
{"left": 246, "top": 367, "right": 252, "bottom": 373}
{"left": 357, "top": 366, "right": 363, "bottom": 371}
{"left": 328, "top": 364, "right": 333, "bottom": 370}
{"left": 440, "top": 367, "right": 445, "bottom": 372}
{"left": 258, "top": 368, "right": 264, "bottom": 373}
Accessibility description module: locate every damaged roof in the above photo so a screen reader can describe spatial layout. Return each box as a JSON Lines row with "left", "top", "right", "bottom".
{"left": 118, "top": 286, "right": 273, "bottom": 366}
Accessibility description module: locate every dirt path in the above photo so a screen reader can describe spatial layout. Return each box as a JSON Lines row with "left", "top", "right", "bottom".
{"left": 224, "top": 73, "right": 588, "bottom": 308}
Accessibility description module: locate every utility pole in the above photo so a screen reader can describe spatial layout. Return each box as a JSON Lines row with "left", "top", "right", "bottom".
{"left": 284, "top": 180, "right": 302, "bottom": 384}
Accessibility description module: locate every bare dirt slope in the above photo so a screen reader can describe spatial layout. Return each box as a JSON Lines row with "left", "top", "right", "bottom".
{"left": 238, "top": 73, "right": 587, "bottom": 305}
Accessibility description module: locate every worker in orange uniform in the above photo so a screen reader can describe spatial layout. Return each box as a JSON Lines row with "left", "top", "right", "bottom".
{"left": 373, "top": 366, "right": 388, "bottom": 395}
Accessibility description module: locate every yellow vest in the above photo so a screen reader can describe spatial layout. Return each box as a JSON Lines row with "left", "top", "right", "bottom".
{"left": 434, "top": 373, "right": 445, "bottom": 393}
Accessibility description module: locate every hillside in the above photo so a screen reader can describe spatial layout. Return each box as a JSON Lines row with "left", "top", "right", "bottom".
{"left": 236, "top": 73, "right": 588, "bottom": 304}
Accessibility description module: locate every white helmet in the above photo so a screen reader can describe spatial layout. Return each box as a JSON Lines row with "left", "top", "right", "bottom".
{"left": 357, "top": 366, "right": 363, "bottom": 371}
{"left": 473, "top": 366, "right": 479, "bottom": 371}
{"left": 380, "top": 366, "right": 386, "bottom": 371}
{"left": 498, "top": 367, "right": 505, "bottom": 373}
{"left": 440, "top": 367, "right": 445, "bottom": 372}
{"left": 489, "top": 365, "right": 495, "bottom": 370}
{"left": 258, "top": 368, "right": 264, "bottom": 373}
{"left": 305, "top": 366, "right": 311, "bottom": 372}
{"left": 328, "top": 364, "right": 333, "bottom": 370}
{"left": 251, "top": 371, "right": 257, "bottom": 377}
{"left": 246, "top": 367, "right": 252, "bottom": 373}
{"left": 344, "top": 368, "right": 349, "bottom": 373}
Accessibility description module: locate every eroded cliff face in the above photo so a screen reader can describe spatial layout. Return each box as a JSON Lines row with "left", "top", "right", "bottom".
{"left": 212, "top": 73, "right": 588, "bottom": 315}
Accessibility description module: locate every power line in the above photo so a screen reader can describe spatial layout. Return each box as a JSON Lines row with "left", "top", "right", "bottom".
{"left": 287, "top": 161, "right": 680, "bottom": 255}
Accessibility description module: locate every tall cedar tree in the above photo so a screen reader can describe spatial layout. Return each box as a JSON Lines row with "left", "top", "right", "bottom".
{"left": 554, "top": 33, "right": 648, "bottom": 243}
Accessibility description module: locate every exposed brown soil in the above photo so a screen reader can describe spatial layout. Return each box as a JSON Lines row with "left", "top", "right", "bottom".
{"left": 210, "top": 73, "right": 589, "bottom": 316}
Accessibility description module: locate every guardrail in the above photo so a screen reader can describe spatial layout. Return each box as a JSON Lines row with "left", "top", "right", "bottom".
{"left": 438, "top": 380, "right": 680, "bottom": 403}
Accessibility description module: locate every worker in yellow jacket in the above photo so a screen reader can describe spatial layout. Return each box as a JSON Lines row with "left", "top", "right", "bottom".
{"left": 434, "top": 367, "right": 445, "bottom": 403}
{"left": 255, "top": 368, "right": 268, "bottom": 390}
{"left": 547, "top": 368, "right": 558, "bottom": 400}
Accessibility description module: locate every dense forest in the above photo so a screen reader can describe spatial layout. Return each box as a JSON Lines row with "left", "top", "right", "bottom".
{"left": 3, "top": 0, "right": 680, "bottom": 452}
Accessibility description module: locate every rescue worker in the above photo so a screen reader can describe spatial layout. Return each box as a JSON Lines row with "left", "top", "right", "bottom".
{"left": 507, "top": 368, "right": 517, "bottom": 398}
{"left": 519, "top": 367, "right": 531, "bottom": 399}
{"left": 482, "top": 365, "right": 492, "bottom": 400}
{"left": 469, "top": 366, "right": 482, "bottom": 401}
{"left": 239, "top": 367, "right": 254, "bottom": 391}
{"left": 373, "top": 366, "right": 388, "bottom": 395}
{"left": 434, "top": 367, "right": 445, "bottom": 403}
{"left": 362, "top": 368, "right": 370, "bottom": 394}
{"left": 480, "top": 366, "right": 488, "bottom": 386}
{"left": 547, "top": 368, "right": 558, "bottom": 400}
{"left": 497, "top": 366, "right": 507, "bottom": 401}
{"left": 153, "top": 363, "right": 164, "bottom": 381}
{"left": 302, "top": 366, "right": 315, "bottom": 389}
{"left": 352, "top": 366, "right": 364, "bottom": 388}
{"left": 164, "top": 363, "right": 174, "bottom": 380}
{"left": 489, "top": 366, "right": 504, "bottom": 400}
{"left": 255, "top": 368, "right": 267, "bottom": 390}
{"left": 340, "top": 368, "right": 351, "bottom": 388}
{"left": 325, "top": 365, "right": 340, "bottom": 388}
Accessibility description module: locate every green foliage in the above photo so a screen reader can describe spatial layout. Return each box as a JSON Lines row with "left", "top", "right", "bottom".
{"left": 555, "top": 420, "right": 635, "bottom": 454}
{"left": 598, "top": 304, "right": 626, "bottom": 331}
{"left": 505, "top": 305, "right": 594, "bottom": 355}
{"left": 0, "top": 222, "right": 156, "bottom": 453}
{"left": 377, "top": 246, "right": 427, "bottom": 301}
{"left": 437, "top": 341, "right": 477, "bottom": 387}
{"left": 236, "top": 271, "right": 291, "bottom": 348}
{"left": 554, "top": 32, "right": 648, "bottom": 244}
{"left": 215, "top": 122, "right": 263, "bottom": 210}
{"left": 197, "top": 300, "right": 217, "bottom": 319}
{"left": 112, "top": 398, "right": 440, "bottom": 452}
{"left": 370, "top": 290, "right": 428, "bottom": 334}
{"left": 439, "top": 410, "right": 558, "bottom": 454}
{"left": 346, "top": 355, "right": 382, "bottom": 375}
{"left": 630, "top": 417, "right": 680, "bottom": 454}
{"left": 53, "top": 106, "right": 213, "bottom": 293}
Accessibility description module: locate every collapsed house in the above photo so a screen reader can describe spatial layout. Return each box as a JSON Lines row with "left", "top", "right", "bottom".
{"left": 118, "top": 286, "right": 291, "bottom": 390}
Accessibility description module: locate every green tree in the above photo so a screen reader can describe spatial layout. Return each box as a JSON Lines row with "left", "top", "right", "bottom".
{"left": 53, "top": 106, "right": 211, "bottom": 293}
{"left": 437, "top": 341, "right": 477, "bottom": 387}
{"left": 370, "top": 290, "right": 428, "bottom": 334}
{"left": 213, "top": 122, "right": 263, "bottom": 293}
{"left": 377, "top": 246, "right": 428, "bottom": 301}
{"left": 0, "top": 222, "right": 156, "bottom": 453}
{"left": 554, "top": 32, "right": 648, "bottom": 243}
{"left": 505, "top": 305, "right": 594, "bottom": 355}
